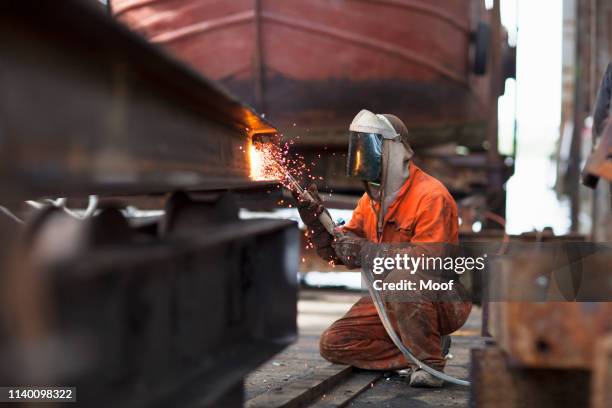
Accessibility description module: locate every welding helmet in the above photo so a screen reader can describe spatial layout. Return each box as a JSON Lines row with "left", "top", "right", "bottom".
{"left": 346, "top": 132, "right": 383, "bottom": 182}
{"left": 346, "top": 110, "right": 409, "bottom": 182}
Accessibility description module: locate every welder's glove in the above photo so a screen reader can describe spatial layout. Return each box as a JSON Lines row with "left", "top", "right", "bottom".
{"left": 332, "top": 234, "right": 367, "bottom": 269}
{"left": 292, "top": 184, "right": 324, "bottom": 227}
{"left": 292, "top": 184, "right": 337, "bottom": 262}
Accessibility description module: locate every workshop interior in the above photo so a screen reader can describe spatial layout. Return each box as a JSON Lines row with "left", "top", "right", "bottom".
{"left": 0, "top": 0, "right": 611, "bottom": 407}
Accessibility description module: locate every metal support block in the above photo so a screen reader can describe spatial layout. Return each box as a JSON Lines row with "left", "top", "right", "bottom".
{"left": 470, "top": 346, "right": 591, "bottom": 408}
{"left": 0, "top": 193, "right": 298, "bottom": 407}
{"left": 490, "top": 301, "right": 612, "bottom": 369}
{"left": 484, "top": 242, "right": 612, "bottom": 369}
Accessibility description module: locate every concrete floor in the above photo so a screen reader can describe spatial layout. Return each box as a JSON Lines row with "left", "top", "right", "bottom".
{"left": 246, "top": 290, "right": 484, "bottom": 407}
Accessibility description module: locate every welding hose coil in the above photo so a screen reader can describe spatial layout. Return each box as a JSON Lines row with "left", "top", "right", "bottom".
{"left": 361, "top": 267, "right": 470, "bottom": 386}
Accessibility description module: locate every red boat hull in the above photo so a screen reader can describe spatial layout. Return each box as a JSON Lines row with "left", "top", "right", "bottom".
{"left": 112, "top": 0, "right": 501, "bottom": 148}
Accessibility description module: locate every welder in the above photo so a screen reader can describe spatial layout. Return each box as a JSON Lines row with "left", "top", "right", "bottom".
{"left": 294, "top": 110, "right": 472, "bottom": 388}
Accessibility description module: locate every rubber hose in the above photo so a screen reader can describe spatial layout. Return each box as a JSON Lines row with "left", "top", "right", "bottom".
{"left": 361, "top": 267, "right": 470, "bottom": 386}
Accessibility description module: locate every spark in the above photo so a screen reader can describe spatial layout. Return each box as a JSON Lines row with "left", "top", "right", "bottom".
{"left": 249, "top": 134, "right": 326, "bottom": 256}
{"left": 249, "top": 136, "right": 310, "bottom": 191}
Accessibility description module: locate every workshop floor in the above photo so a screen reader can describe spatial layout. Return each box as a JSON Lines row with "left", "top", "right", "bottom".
{"left": 245, "top": 289, "right": 484, "bottom": 407}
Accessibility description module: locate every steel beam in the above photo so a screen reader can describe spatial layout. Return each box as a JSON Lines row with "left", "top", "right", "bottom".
{"left": 0, "top": 0, "right": 276, "bottom": 201}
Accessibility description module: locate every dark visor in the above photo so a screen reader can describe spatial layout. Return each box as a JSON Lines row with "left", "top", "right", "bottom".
{"left": 346, "top": 132, "right": 383, "bottom": 182}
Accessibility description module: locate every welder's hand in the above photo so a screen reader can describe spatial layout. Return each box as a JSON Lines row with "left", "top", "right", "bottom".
{"left": 332, "top": 234, "right": 366, "bottom": 269}
{"left": 292, "top": 184, "right": 336, "bottom": 261}
{"left": 292, "top": 183, "right": 324, "bottom": 227}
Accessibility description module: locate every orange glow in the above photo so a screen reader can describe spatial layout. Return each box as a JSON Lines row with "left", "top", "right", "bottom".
{"left": 249, "top": 141, "right": 266, "bottom": 180}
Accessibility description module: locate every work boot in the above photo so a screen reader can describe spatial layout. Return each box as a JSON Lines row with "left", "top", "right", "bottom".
{"left": 409, "top": 369, "right": 444, "bottom": 388}
{"left": 441, "top": 335, "right": 451, "bottom": 358}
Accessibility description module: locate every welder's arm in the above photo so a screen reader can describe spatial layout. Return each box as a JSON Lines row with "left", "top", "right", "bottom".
{"left": 330, "top": 194, "right": 369, "bottom": 268}
{"left": 410, "top": 193, "right": 457, "bottom": 245}
{"left": 332, "top": 233, "right": 370, "bottom": 269}
{"left": 294, "top": 186, "right": 371, "bottom": 265}
{"left": 333, "top": 193, "right": 458, "bottom": 269}
{"left": 293, "top": 184, "right": 342, "bottom": 264}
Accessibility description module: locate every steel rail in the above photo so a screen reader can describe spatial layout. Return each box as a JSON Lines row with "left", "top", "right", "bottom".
{"left": 0, "top": 0, "right": 277, "bottom": 201}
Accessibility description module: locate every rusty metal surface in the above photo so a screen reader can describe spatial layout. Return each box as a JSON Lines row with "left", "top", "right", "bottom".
{"left": 0, "top": 193, "right": 299, "bottom": 407}
{"left": 486, "top": 243, "right": 612, "bottom": 369}
{"left": 0, "top": 0, "right": 277, "bottom": 201}
{"left": 470, "top": 346, "right": 591, "bottom": 408}
{"left": 111, "top": 0, "right": 502, "bottom": 145}
{"left": 489, "top": 302, "right": 612, "bottom": 369}
{"left": 113, "top": 0, "right": 472, "bottom": 82}
{"left": 591, "top": 335, "right": 612, "bottom": 408}
{"left": 471, "top": 234, "right": 612, "bottom": 370}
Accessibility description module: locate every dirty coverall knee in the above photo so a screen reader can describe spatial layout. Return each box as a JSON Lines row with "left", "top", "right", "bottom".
{"left": 319, "top": 296, "right": 471, "bottom": 371}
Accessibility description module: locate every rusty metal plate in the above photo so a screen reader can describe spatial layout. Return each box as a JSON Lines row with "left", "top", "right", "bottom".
{"left": 487, "top": 245, "right": 612, "bottom": 369}
{"left": 490, "top": 302, "right": 612, "bottom": 369}
{"left": 470, "top": 346, "right": 591, "bottom": 407}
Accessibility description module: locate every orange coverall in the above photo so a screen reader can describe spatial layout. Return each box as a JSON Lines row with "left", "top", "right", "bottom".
{"left": 319, "top": 162, "right": 472, "bottom": 371}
